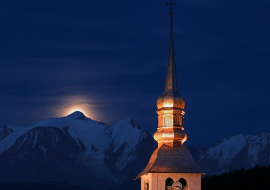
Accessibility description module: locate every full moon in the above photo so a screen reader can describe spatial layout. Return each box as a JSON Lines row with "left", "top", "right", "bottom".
{"left": 56, "top": 95, "right": 98, "bottom": 120}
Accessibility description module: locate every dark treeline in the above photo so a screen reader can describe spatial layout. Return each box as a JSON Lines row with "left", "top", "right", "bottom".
{"left": 202, "top": 165, "right": 270, "bottom": 190}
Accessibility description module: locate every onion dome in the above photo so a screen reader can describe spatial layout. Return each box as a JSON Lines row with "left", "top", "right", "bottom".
{"left": 157, "top": 93, "right": 185, "bottom": 110}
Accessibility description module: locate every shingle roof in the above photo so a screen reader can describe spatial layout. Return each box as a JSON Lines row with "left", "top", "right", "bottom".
{"left": 136, "top": 144, "right": 205, "bottom": 179}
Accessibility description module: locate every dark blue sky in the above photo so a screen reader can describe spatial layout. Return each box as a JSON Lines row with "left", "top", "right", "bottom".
{"left": 0, "top": 0, "right": 270, "bottom": 147}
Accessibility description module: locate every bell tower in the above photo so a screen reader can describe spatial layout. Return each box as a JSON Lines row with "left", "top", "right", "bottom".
{"left": 136, "top": 1, "right": 205, "bottom": 190}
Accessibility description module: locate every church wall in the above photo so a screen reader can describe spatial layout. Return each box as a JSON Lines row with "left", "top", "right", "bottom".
{"left": 142, "top": 173, "right": 201, "bottom": 190}
{"left": 141, "top": 173, "right": 153, "bottom": 190}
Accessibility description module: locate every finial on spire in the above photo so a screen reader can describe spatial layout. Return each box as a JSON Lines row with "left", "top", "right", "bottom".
{"left": 166, "top": 0, "right": 176, "bottom": 14}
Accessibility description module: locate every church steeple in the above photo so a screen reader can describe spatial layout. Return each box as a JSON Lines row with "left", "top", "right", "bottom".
{"left": 155, "top": 1, "right": 186, "bottom": 147}
{"left": 165, "top": 9, "right": 178, "bottom": 94}
{"left": 136, "top": 2, "right": 204, "bottom": 189}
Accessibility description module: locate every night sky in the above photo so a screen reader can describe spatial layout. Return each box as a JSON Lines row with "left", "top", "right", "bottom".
{"left": 1, "top": 0, "right": 270, "bottom": 147}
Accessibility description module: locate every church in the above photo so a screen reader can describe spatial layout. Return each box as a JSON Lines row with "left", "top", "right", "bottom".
{"left": 136, "top": 1, "right": 205, "bottom": 190}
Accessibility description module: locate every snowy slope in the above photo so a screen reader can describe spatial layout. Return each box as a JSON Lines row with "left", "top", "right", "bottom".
{"left": 190, "top": 133, "right": 270, "bottom": 175}
{"left": 0, "top": 112, "right": 107, "bottom": 154}
{"left": 0, "top": 111, "right": 156, "bottom": 190}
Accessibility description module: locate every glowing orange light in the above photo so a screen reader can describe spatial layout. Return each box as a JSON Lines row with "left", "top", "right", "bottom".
{"left": 157, "top": 126, "right": 173, "bottom": 129}
{"left": 164, "top": 114, "right": 173, "bottom": 126}
{"left": 161, "top": 134, "right": 174, "bottom": 138}
{"left": 163, "top": 102, "right": 173, "bottom": 107}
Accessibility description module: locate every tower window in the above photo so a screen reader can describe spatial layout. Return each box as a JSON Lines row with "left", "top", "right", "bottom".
{"left": 179, "top": 178, "right": 187, "bottom": 186}
{"left": 164, "top": 114, "right": 173, "bottom": 127}
{"left": 174, "top": 114, "right": 181, "bottom": 126}
{"left": 165, "top": 178, "right": 174, "bottom": 190}
{"left": 163, "top": 115, "right": 165, "bottom": 127}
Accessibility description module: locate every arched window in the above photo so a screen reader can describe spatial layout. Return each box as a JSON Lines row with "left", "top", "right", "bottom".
{"left": 179, "top": 178, "right": 187, "bottom": 186}
{"left": 165, "top": 178, "right": 174, "bottom": 190}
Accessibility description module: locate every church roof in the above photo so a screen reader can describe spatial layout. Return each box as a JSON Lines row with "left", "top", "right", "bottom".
{"left": 136, "top": 144, "right": 205, "bottom": 179}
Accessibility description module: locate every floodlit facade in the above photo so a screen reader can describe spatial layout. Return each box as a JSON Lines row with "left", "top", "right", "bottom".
{"left": 136, "top": 2, "right": 205, "bottom": 190}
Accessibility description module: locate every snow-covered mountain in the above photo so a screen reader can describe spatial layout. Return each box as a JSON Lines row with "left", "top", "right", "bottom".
{"left": 0, "top": 112, "right": 269, "bottom": 189}
{"left": 189, "top": 133, "right": 270, "bottom": 176}
{"left": 0, "top": 111, "right": 156, "bottom": 190}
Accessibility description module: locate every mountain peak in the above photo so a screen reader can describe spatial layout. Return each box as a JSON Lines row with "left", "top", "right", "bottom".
{"left": 66, "top": 111, "right": 88, "bottom": 120}
{"left": 127, "top": 118, "right": 142, "bottom": 129}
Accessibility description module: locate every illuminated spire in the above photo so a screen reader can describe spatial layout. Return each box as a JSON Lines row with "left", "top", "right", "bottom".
{"left": 155, "top": 0, "right": 186, "bottom": 148}
{"left": 156, "top": 0, "right": 184, "bottom": 112}
{"left": 165, "top": 0, "right": 178, "bottom": 94}
{"left": 136, "top": 1, "right": 205, "bottom": 181}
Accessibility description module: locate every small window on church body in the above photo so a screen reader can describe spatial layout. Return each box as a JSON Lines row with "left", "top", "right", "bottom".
{"left": 179, "top": 178, "right": 187, "bottom": 186}
{"left": 165, "top": 178, "right": 174, "bottom": 190}
{"left": 145, "top": 182, "right": 149, "bottom": 190}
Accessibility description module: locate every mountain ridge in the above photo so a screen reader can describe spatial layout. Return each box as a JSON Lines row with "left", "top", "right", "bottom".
{"left": 0, "top": 111, "right": 156, "bottom": 190}
{"left": 0, "top": 111, "right": 269, "bottom": 189}
{"left": 189, "top": 132, "right": 270, "bottom": 175}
